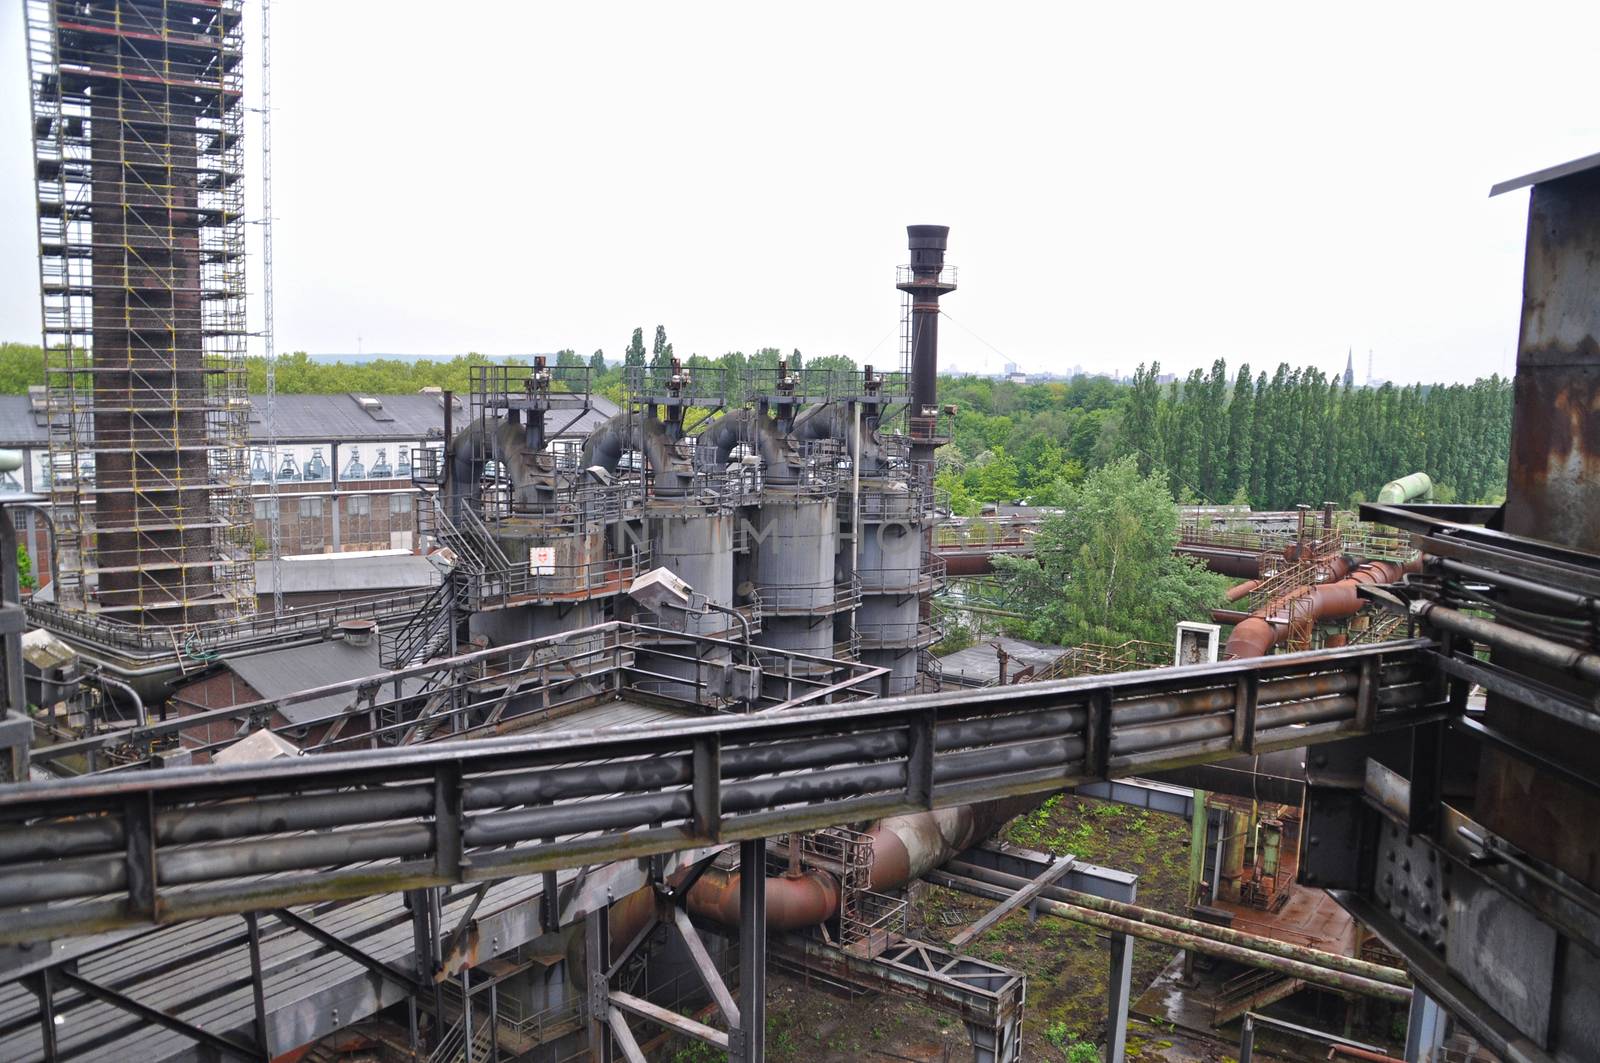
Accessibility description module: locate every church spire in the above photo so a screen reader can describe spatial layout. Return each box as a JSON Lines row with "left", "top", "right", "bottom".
{"left": 1343, "top": 347, "right": 1355, "bottom": 388}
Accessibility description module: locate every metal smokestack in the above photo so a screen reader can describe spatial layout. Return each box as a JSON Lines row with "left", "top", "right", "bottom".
{"left": 897, "top": 225, "right": 956, "bottom": 471}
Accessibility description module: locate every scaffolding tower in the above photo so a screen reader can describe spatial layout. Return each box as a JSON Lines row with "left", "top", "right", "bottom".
{"left": 24, "top": 0, "right": 255, "bottom": 626}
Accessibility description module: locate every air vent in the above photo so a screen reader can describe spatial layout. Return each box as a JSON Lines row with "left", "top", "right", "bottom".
{"left": 351, "top": 394, "right": 394, "bottom": 422}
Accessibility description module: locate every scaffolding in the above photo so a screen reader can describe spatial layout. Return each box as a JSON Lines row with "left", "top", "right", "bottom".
{"left": 25, "top": 0, "right": 255, "bottom": 626}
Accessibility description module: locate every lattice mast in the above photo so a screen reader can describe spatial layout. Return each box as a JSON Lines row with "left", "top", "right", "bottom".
{"left": 260, "top": 0, "right": 282, "bottom": 617}
{"left": 24, "top": 0, "right": 256, "bottom": 626}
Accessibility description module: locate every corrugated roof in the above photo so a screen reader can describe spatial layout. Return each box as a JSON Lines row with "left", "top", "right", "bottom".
{"left": 936, "top": 636, "right": 1067, "bottom": 686}
{"left": 0, "top": 393, "right": 620, "bottom": 448}
{"left": 224, "top": 635, "right": 425, "bottom": 725}
{"left": 253, "top": 553, "right": 438, "bottom": 594}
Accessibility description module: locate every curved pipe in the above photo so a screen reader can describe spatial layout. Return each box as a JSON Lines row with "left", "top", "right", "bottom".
{"left": 445, "top": 416, "right": 558, "bottom": 512}
{"left": 1224, "top": 579, "right": 1261, "bottom": 603}
{"left": 696, "top": 410, "right": 800, "bottom": 483}
{"left": 94, "top": 671, "right": 147, "bottom": 728}
{"left": 1223, "top": 557, "right": 1418, "bottom": 660}
{"left": 1376, "top": 472, "right": 1433, "bottom": 505}
{"left": 793, "top": 402, "right": 884, "bottom": 476}
{"left": 577, "top": 411, "right": 695, "bottom": 496}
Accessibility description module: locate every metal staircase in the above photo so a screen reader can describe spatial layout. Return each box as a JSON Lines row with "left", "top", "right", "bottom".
{"left": 380, "top": 500, "right": 511, "bottom": 671}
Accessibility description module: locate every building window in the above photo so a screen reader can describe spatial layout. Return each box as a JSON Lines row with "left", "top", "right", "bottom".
{"left": 299, "top": 496, "right": 324, "bottom": 519}
{"left": 253, "top": 499, "right": 277, "bottom": 521}
{"left": 390, "top": 492, "right": 413, "bottom": 515}
{"left": 347, "top": 495, "right": 372, "bottom": 517}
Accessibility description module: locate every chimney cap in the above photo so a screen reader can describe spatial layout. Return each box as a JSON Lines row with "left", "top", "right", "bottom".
{"left": 907, "top": 224, "right": 950, "bottom": 250}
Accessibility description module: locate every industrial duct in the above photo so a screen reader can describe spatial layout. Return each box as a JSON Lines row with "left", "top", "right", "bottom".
{"left": 1375, "top": 472, "right": 1433, "bottom": 505}
{"left": 578, "top": 411, "right": 696, "bottom": 496}
{"left": 1223, "top": 557, "right": 1418, "bottom": 660}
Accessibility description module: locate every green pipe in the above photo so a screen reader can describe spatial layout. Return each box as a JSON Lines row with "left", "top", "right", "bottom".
{"left": 1376, "top": 472, "right": 1432, "bottom": 504}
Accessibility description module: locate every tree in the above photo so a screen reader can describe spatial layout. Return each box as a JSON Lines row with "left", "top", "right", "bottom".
{"left": 554, "top": 349, "right": 582, "bottom": 367}
{"left": 790, "top": 348, "right": 803, "bottom": 371}
{"left": 624, "top": 328, "right": 646, "bottom": 369}
{"left": 589, "top": 349, "right": 606, "bottom": 372}
{"left": 650, "top": 325, "right": 673, "bottom": 370}
{"left": 993, "top": 458, "right": 1229, "bottom": 646}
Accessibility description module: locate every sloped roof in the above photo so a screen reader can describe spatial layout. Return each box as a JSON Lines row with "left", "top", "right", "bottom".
{"left": 0, "top": 393, "right": 620, "bottom": 448}
{"left": 225, "top": 634, "right": 425, "bottom": 726}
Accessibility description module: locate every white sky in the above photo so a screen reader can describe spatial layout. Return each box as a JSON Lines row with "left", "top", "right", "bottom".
{"left": 2, "top": 2, "right": 1597, "bottom": 383}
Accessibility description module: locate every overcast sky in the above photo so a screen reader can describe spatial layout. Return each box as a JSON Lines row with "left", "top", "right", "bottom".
{"left": 2, "top": 2, "right": 1596, "bottom": 384}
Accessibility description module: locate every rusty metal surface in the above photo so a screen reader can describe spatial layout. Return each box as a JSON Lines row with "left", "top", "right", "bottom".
{"left": 0, "top": 640, "right": 1441, "bottom": 943}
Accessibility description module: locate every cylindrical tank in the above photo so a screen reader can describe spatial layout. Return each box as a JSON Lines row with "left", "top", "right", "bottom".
{"left": 637, "top": 504, "right": 736, "bottom": 700}
{"left": 752, "top": 492, "right": 838, "bottom": 677}
{"left": 855, "top": 481, "right": 930, "bottom": 695}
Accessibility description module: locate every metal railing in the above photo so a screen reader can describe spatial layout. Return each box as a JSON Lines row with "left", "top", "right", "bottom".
{"left": 0, "top": 638, "right": 1443, "bottom": 944}
{"left": 28, "top": 586, "right": 437, "bottom": 661}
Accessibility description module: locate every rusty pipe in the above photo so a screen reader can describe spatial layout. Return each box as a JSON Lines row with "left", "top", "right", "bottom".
{"left": 674, "top": 796, "right": 1042, "bottom": 937}
{"left": 1329, "top": 1047, "right": 1406, "bottom": 1063}
{"left": 684, "top": 865, "right": 842, "bottom": 932}
{"left": 1224, "top": 579, "right": 1261, "bottom": 603}
{"left": 927, "top": 869, "right": 1411, "bottom": 1003}
{"left": 1224, "top": 558, "right": 1418, "bottom": 660}
{"left": 943, "top": 860, "right": 1409, "bottom": 986}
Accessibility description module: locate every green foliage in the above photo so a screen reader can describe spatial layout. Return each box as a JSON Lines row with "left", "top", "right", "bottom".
{"left": 625, "top": 328, "right": 647, "bottom": 369}
{"left": 16, "top": 547, "right": 35, "bottom": 592}
{"left": 589, "top": 349, "right": 606, "bottom": 372}
{"left": 938, "top": 361, "right": 1511, "bottom": 510}
{"left": 930, "top": 614, "right": 976, "bottom": 656}
{"left": 993, "top": 457, "right": 1229, "bottom": 646}
{"left": 651, "top": 324, "right": 673, "bottom": 369}
{"left": 1066, "top": 1041, "right": 1100, "bottom": 1063}
{"left": 0, "top": 343, "right": 44, "bottom": 394}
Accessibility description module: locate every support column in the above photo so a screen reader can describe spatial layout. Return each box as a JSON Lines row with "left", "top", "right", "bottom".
{"left": 244, "top": 913, "right": 269, "bottom": 1057}
{"left": 586, "top": 907, "right": 613, "bottom": 1063}
{"left": 1237, "top": 1014, "right": 1255, "bottom": 1063}
{"left": 1106, "top": 931, "right": 1133, "bottom": 1063}
{"left": 462, "top": 966, "right": 474, "bottom": 1063}
{"left": 1404, "top": 991, "right": 1444, "bottom": 1063}
{"left": 731, "top": 838, "right": 767, "bottom": 1063}
{"left": 25, "top": 969, "right": 58, "bottom": 1063}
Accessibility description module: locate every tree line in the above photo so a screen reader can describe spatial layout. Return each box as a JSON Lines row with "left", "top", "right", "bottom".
{"left": 0, "top": 338, "right": 1514, "bottom": 509}
{"left": 935, "top": 360, "right": 1511, "bottom": 513}
{"left": 1122, "top": 361, "right": 1512, "bottom": 509}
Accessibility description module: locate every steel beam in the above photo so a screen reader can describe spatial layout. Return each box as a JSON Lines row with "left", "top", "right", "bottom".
{"left": 949, "top": 854, "right": 1074, "bottom": 948}
{"left": 731, "top": 838, "right": 767, "bottom": 1063}
{"left": 1106, "top": 930, "right": 1133, "bottom": 1063}
{"left": 0, "top": 641, "right": 1443, "bottom": 945}
{"left": 271, "top": 908, "right": 427, "bottom": 996}
{"left": 772, "top": 934, "right": 1024, "bottom": 1063}
{"left": 55, "top": 967, "right": 263, "bottom": 1062}
{"left": 671, "top": 906, "right": 739, "bottom": 1027}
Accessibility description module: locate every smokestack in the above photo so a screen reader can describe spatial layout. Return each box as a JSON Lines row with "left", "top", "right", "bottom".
{"left": 897, "top": 225, "right": 956, "bottom": 471}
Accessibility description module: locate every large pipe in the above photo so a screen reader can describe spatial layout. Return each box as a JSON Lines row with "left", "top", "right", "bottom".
{"left": 578, "top": 411, "right": 694, "bottom": 496}
{"left": 926, "top": 868, "right": 1410, "bottom": 1003}
{"left": 681, "top": 798, "right": 1037, "bottom": 931}
{"left": 696, "top": 409, "right": 798, "bottom": 483}
{"left": 1375, "top": 472, "right": 1433, "bottom": 505}
{"left": 1223, "top": 557, "right": 1418, "bottom": 660}
{"left": 943, "top": 860, "right": 1409, "bottom": 986}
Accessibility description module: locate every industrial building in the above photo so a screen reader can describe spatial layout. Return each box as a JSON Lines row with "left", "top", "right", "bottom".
{"left": 1, "top": 2, "right": 1598, "bottom": 1062}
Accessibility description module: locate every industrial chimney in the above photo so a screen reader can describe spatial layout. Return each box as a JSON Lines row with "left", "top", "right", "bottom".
{"left": 896, "top": 225, "right": 957, "bottom": 474}
{"left": 25, "top": 0, "right": 255, "bottom": 626}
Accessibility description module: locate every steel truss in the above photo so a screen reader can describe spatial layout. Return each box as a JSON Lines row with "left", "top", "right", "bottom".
{"left": 0, "top": 639, "right": 1441, "bottom": 944}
